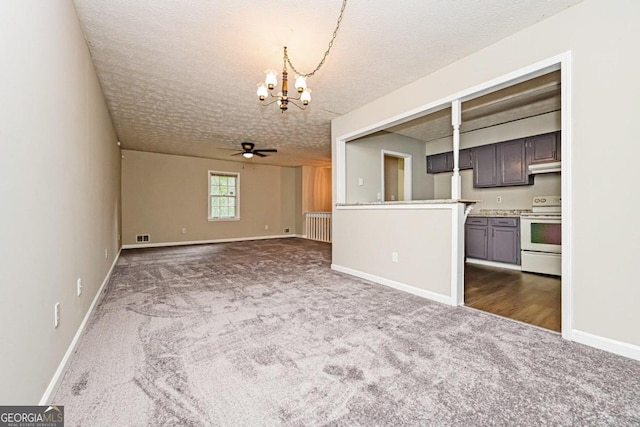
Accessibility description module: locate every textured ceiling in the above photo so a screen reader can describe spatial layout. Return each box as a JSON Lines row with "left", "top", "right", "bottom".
{"left": 387, "top": 71, "right": 561, "bottom": 143}
{"left": 73, "top": 0, "right": 580, "bottom": 167}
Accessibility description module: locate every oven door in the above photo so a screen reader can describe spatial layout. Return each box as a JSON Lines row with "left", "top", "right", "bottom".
{"left": 520, "top": 215, "right": 561, "bottom": 253}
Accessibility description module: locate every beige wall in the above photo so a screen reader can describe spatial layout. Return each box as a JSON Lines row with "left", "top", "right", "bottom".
{"left": 0, "top": 2, "right": 121, "bottom": 403}
{"left": 345, "top": 132, "right": 432, "bottom": 203}
{"left": 333, "top": 0, "right": 640, "bottom": 347}
{"left": 430, "top": 112, "right": 562, "bottom": 209}
{"left": 333, "top": 208, "right": 452, "bottom": 297}
{"left": 121, "top": 150, "right": 300, "bottom": 245}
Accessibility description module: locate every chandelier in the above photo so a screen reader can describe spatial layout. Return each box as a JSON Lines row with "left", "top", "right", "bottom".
{"left": 256, "top": 0, "right": 347, "bottom": 112}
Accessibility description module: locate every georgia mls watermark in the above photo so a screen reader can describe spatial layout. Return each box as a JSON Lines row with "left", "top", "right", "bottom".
{"left": 0, "top": 406, "right": 64, "bottom": 427}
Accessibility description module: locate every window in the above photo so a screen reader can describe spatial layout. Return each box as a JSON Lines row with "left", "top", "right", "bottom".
{"left": 209, "top": 171, "right": 239, "bottom": 220}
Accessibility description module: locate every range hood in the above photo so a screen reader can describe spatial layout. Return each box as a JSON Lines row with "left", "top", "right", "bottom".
{"left": 529, "top": 161, "right": 561, "bottom": 174}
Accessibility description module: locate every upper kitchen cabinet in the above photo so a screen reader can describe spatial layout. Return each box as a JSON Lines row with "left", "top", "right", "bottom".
{"left": 459, "top": 148, "right": 473, "bottom": 170}
{"left": 526, "top": 131, "right": 561, "bottom": 164}
{"left": 473, "top": 144, "right": 497, "bottom": 187}
{"left": 426, "top": 148, "right": 473, "bottom": 174}
{"left": 497, "top": 139, "right": 533, "bottom": 186}
{"left": 473, "top": 139, "right": 533, "bottom": 187}
{"left": 426, "top": 152, "right": 453, "bottom": 174}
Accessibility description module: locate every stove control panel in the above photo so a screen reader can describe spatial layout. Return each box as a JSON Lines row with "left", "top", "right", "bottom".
{"left": 532, "top": 195, "right": 561, "bottom": 208}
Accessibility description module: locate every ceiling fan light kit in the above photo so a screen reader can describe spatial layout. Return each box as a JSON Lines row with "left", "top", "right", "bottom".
{"left": 231, "top": 142, "right": 277, "bottom": 159}
{"left": 256, "top": 0, "right": 347, "bottom": 113}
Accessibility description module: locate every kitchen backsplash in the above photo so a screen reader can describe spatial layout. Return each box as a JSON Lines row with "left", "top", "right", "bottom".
{"left": 434, "top": 169, "right": 561, "bottom": 210}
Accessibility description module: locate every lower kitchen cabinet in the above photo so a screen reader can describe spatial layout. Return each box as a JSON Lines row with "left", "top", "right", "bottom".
{"left": 465, "top": 217, "right": 489, "bottom": 259}
{"left": 465, "top": 217, "right": 520, "bottom": 265}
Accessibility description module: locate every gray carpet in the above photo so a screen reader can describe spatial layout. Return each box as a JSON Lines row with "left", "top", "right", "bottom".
{"left": 53, "top": 238, "right": 640, "bottom": 426}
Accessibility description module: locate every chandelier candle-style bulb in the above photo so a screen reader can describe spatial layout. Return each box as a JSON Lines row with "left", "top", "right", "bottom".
{"left": 294, "top": 75, "right": 307, "bottom": 93}
{"left": 300, "top": 88, "right": 311, "bottom": 105}
{"left": 264, "top": 70, "right": 277, "bottom": 90}
{"left": 256, "top": 83, "right": 268, "bottom": 101}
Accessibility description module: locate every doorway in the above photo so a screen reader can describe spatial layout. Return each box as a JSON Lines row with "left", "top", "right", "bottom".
{"left": 381, "top": 150, "right": 412, "bottom": 201}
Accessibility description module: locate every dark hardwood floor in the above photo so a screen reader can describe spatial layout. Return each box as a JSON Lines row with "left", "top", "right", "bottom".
{"left": 464, "top": 263, "right": 561, "bottom": 332}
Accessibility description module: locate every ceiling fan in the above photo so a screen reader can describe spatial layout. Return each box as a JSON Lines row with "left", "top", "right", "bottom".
{"left": 231, "top": 142, "right": 277, "bottom": 159}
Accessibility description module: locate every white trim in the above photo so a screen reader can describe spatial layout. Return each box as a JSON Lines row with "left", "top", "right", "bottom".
{"left": 335, "top": 137, "right": 347, "bottom": 203}
{"left": 572, "top": 330, "right": 640, "bottom": 362}
{"left": 451, "top": 204, "right": 465, "bottom": 305}
{"left": 331, "top": 264, "right": 453, "bottom": 306}
{"left": 122, "top": 234, "right": 297, "bottom": 249}
{"left": 560, "top": 52, "right": 573, "bottom": 340}
{"left": 336, "top": 202, "right": 461, "bottom": 211}
{"left": 380, "top": 150, "right": 413, "bottom": 201}
{"left": 39, "top": 249, "right": 122, "bottom": 405}
{"left": 465, "top": 258, "right": 523, "bottom": 271}
{"left": 208, "top": 170, "right": 240, "bottom": 220}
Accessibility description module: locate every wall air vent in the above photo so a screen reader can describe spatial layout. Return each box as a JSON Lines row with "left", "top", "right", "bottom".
{"left": 136, "top": 234, "right": 150, "bottom": 243}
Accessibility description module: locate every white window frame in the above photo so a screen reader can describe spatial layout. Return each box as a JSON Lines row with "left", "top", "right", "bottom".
{"left": 208, "top": 170, "right": 240, "bottom": 221}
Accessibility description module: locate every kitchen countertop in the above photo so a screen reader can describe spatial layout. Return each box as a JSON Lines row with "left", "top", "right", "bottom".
{"left": 337, "top": 199, "right": 481, "bottom": 206}
{"left": 467, "top": 208, "right": 531, "bottom": 218}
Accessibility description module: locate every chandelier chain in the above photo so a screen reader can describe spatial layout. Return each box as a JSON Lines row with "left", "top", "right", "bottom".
{"left": 285, "top": 0, "right": 347, "bottom": 78}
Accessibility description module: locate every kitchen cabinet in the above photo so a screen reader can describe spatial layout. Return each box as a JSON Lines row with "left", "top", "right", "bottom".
{"left": 473, "top": 139, "right": 533, "bottom": 187}
{"left": 426, "top": 152, "right": 452, "bottom": 174}
{"left": 465, "top": 217, "right": 520, "bottom": 265}
{"left": 497, "top": 139, "right": 532, "bottom": 186}
{"left": 472, "top": 144, "right": 497, "bottom": 187}
{"left": 426, "top": 148, "right": 473, "bottom": 174}
{"left": 489, "top": 218, "right": 520, "bottom": 265}
{"left": 465, "top": 217, "right": 489, "bottom": 259}
{"left": 427, "top": 131, "right": 560, "bottom": 179}
{"left": 458, "top": 148, "right": 473, "bottom": 170}
{"left": 526, "top": 131, "right": 561, "bottom": 164}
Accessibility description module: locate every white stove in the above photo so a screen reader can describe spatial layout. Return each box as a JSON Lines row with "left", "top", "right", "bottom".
{"left": 520, "top": 196, "right": 561, "bottom": 276}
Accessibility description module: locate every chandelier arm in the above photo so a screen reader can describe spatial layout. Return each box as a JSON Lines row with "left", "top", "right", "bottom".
{"left": 284, "top": 0, "right": 347, "bottom": 78}
{"left": 259, "top": 98, "right": 281, "bottom": 107}
{"left": 288, "top": 100, "right": 307, "bottom": 110}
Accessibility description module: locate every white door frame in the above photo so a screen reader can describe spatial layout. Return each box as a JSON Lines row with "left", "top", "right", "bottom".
{"left": 380, "top": 150, "right": 412, "bottom": 201}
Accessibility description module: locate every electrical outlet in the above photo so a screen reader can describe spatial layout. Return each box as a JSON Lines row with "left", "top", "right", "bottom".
{"left": 265, "top": 225, "right": 269, "bottom": 230}
{"left": 358, "top": 177, "right": 364, "bottom": 186}
{"left": 77, "top": 278, "right": 82, "bottom": 297}
{"left": 496, "top": 196, "right": 502, "bottom": 203}
{"left": 104, "top": 248, "right": 108, "bottom": 259}
{"left": 54, "top": 302, "right": 60, "bottom": 328}
{"left": 181, "top": 227, "right": 187, "bottom": 234}
{"left": 391, "top": 252, "right": 399, "bottom": 263}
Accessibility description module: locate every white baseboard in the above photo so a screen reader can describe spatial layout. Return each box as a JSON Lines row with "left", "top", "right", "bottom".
{"left": 122, "top": 234, "right": 297, "bottom": 249}
{"left": 331, "top": 264, "right": 453, "bottom": 306}
{"left": 466, "top": 258, "right": 522, "bottom": 271}
{"left": 39, "top": 249, "right": 122, "bottom": 405}
{"left": 571, "top": 330, "right": 640, "bottom": 362}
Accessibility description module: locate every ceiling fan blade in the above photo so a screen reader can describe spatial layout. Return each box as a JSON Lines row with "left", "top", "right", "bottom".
{"left": 231, "top": 152, "right": 243, "bottom": 156}
{"left": 254, "top": 149, "right": 277, "bottom": 153}
{"left": 254, "top": 152, "right": 267, "bottom": 157}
